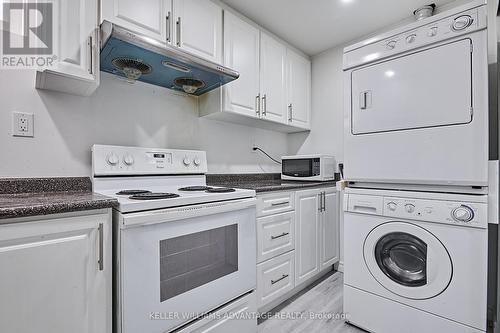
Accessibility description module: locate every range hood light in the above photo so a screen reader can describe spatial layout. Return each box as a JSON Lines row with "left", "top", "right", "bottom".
{"left": 174, "top": 77, "right": 205, "bottom": 95}
{"left": 123, "top": 67, "right": 143, "bottom": 83}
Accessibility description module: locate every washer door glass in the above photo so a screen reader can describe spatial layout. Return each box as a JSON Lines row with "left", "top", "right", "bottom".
{"left": 364, "top": 222, "right": 452, "bottom": 300}
{"left": 375, "top": 232, "right": 427, "bottom": 287}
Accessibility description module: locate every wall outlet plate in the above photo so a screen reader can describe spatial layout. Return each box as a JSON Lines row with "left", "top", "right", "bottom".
{"left": 12, "top": 112, "right": 34, "bottom": 137}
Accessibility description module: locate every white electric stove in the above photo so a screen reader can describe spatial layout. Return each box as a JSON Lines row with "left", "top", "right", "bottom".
{"left": 92, "top": 144, "right": 258, "bottom": 333}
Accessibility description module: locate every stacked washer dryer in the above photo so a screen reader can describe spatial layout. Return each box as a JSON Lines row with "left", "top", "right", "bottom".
{"left": 342, "top": 1, "right": 491, "bottom": 332}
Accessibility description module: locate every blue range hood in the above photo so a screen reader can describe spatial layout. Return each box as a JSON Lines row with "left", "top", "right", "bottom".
{"left": 100, "top": 21, "right": 239, "bottom": 96}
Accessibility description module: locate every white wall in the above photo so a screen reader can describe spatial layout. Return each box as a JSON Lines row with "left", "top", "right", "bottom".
{"left": 287, "top": 45, "right": 345, "bottom": 164}
{"left": 0, "top": 71, "right": 287, "bottom": 177}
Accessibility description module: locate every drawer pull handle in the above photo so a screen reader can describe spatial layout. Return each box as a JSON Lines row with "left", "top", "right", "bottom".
{"left": 271, "top": 274, "right": 289, "bottom": 285}
{"left": 271, "top": 232, "right": 289, "bottom": 240}
{"left": 271, "top": 201, "right": 289, "bottom": 207}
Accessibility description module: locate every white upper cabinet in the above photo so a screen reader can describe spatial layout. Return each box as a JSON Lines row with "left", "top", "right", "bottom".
{"left": 287, "top": 49, "right": 311, "bottom": 129}
{"left": 35, "top": 0, "right": 99, "bottom": 96}
{"left": 260, "top": 32, "right": 287, "bottom": 124}
{"left": 102, "top": 0, "right": 222, "bottom": 63}
{"left": 223, "top": 11, "right": 261, "bottom": 118}
{"left": 102, "top": 0, "right": 169, "bottom": 42}
{"left": 172, "top": 0, "right": 222, "bottom": 63}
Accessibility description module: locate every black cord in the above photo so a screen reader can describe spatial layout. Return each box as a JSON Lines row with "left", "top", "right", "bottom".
{"left": 253, "top": 147, "right": 282, "bottom": 164}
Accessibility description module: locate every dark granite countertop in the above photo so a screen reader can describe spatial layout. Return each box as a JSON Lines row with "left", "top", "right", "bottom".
{"left": 0, "top": 177, "right": 117, "bottom": 221}
{"left": 207, "top": 173, "right": 338, "bottom": 193}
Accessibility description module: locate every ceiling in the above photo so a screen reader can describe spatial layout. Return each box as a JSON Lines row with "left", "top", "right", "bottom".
{"left": 221, "top": 0, "right": 457, "bottom": 55}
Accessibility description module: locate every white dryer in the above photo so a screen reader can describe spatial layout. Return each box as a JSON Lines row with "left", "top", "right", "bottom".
{"left": 343, "top": 0, "right": 489, "bottom": 187}
{"left": 343, "top": 188, "right": 488, "bottom": 332}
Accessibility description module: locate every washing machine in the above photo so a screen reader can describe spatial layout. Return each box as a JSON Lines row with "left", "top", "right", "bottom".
{"left": 343, "top": 187, "right": 488, "bottom": 332}
{"left": 343, "top": 0, "right": 489, "bottom": 187}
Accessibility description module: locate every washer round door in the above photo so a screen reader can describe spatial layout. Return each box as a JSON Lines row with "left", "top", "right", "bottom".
{"left": 363, "top": 222, "right": 452, "bottom": 300}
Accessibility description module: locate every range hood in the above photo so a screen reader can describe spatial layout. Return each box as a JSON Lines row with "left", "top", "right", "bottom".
{"left": 100, "top": 21, "right": 239, "bottom": 96}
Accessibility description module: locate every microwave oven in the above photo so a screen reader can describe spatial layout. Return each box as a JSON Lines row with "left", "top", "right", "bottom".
{"left": 281, "top": 155, "right": 336, "bottom": 181}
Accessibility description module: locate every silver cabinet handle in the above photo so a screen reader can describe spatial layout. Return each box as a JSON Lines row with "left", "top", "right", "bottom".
{"left": 318, "top": 193, "right": 323, "bottom": 212}
{"left": 271, "top": 232, "right": 290, "bottom": 240}
{"left": 176, "top": 17, "right": 181, "bottom": 47}
{"left": 256, "top": 94, "right": 261, "bottom": 116}
{"left": 98, "top": 223, "right": 104, "bottom": 271}
{"left": 271, "top": 201, "right": 289, "bottom": 207}
{"left": 288, "top": 103, "right": 293, "bottom": 121}
{"left": 87, "top": 34, "right": 93, "bottom": 74}
{"left": 322, "top": 192, "right": 326, "bottom": 212}
{"left": 166, "top": 12, "right": 171, "bottom": 43}
{"left": 262, "top": 94, "right": 267, "bottom": 116}
{"left": 271, "top": 274, "right": 289, "bottom": 285}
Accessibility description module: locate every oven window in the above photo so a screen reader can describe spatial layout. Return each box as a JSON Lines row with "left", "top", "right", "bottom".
{"left": 282, "top": 159, "right": 312, "bottom": 177}
{"left": 374, "top": 232, "right": 427, "bottom": 287}
{"left": 159, "top": 224, "right": 238, "bottom": 302}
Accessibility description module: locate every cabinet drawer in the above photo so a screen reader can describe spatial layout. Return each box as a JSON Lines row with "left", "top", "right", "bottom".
{"left": 257, "top": 192, "right": 295, "bottom": 217}
{"left": 257, "top": 212, "right": 295, "bottom": 263}
{"left": 256, "top": 251, "right": 295, "bottom": 308}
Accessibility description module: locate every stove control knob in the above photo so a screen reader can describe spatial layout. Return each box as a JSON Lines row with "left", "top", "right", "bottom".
{"left": 387, "top": 202, "right": 397, "bottom": 211}
{"left": 106, "top": 153, "right": 119, "bottom": 166}
{"left": 452, "top": 15, "right": 473, "bottom": 31}
{"left": 405, "top": 204, "right": 415, "bottom": 213}
{"left": 193, "top": 157, "right": 201, "bottom": 166}
{"left": 123, "top": 154, "right": 134, "bottom": 166}
{"left": 452, "top": 205, "right": 474, "bottom": 222}
{"left": 183, "top": 157, "right": 191, "bottom": 166}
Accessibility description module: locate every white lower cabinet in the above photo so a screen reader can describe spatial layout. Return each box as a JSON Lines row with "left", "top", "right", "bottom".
{"left": 295, "top": 189, "right": 320, "bottom": 286}
{"left": 255, "top": 187, "right": 338, "bottom": 311}
{"left": 0, "top": 210, "right": 111, "bottom": 333}
{"left": 176, "top": 293, "right": 257, "bottom": 333}
{"left": 256, "top": 251, "right": 295, "bottom": 308}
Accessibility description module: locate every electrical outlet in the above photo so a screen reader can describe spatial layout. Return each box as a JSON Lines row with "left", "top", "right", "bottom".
{"left": 12, "top": 112, "right": 34, "bottom": 137}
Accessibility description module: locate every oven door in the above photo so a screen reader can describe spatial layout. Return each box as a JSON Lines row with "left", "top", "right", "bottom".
{"left": 117, "top": 198, "right": 256, "bottom": 333}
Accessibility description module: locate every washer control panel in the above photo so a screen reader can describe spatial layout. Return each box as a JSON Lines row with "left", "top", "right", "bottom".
{"left": 383, "top": 197, "right": 486, "bottom": 228}
{"left": 343, "top": 4, "right": 486, "bottom": 70}
{"left": 93, "top": 144, "right": 208, "bottom": 176}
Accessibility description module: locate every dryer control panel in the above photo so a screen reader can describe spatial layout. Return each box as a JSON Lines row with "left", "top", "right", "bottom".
{"left": 383, "top": 197, "right": 487, "bottom": 228}
{"left": 343, "top": 3, "right": 486, "bottom": 70}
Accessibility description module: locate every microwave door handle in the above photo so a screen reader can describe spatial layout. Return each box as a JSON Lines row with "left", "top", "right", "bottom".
{"left": 360, "top": 91, "right": 367, "bottom": 109}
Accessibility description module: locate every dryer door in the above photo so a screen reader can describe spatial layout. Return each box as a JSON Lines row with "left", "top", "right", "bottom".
{"left": 363, "top": 222, "right": 452, "bottom": 300}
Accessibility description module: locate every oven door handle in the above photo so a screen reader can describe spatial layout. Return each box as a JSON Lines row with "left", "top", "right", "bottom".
{"left": 120, "top": 197, "right": 257, "bottom": 228}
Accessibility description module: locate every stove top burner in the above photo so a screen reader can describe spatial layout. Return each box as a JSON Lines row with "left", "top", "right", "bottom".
{"left": 129, "top": 192, "right": 180, "bottom": 200}
{"left": 178, "top": 186, "right": 214, "bottom": 191}
{"left": 116, "top": 190, "right": 152, "bottom": 195}
{"left": 206, "top": 187, "right": 236, "bottom": 193}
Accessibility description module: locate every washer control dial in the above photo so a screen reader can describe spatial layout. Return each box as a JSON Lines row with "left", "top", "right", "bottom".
{"left": 452, "top": 15, "right": 473, "bottom": 31}
{"left": 106, "top": 153, "right": 119, "bottom": 166}
{"left": 452, "top": 205, "right": 474, "bottom": 222}
{"left": 123, "top": 154, "right": 134, "bottom": 166}
{"left": 405, "top": 204, "right": 415, "bottom": 213}
{"left": 406, "top": 34, "right": 417, "bottom": 44}
{"left": 427, "top": 27, "right": 438, "bottom": 37}
{"left": 387, "top": 202, "right": 397, "bottom": 211}
{"left": 386, "top": 40, "right": 397, "bottom": 50}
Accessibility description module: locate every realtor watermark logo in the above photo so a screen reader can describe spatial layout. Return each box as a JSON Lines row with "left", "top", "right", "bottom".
{"left": 1, "top": 0, "right": 59, "bottom": 69}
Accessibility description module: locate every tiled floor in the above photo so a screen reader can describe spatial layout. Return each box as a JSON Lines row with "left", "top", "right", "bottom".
{"left": 258, "top": 272, "right": 366, "bottom": 333}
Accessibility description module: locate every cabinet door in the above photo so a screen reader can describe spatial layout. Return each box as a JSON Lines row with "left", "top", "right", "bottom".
{"left": 287, "top": 49, "right": 311, "bottom": 129}
{"left": 0, "top": 212, "right": 111, "bottom": 333}
{"left": 101, "top": 0, "right": 169, "bottom": 42}
{"left": 260, "top": 32, "right": 287, "bottom": 123}
{"left": 320, "top": 189, "right": 339, "bottom": 270}
{"left": 35, "top": 0, "right": 99, "bottom": 95}
{"left": 295, "top": 189, "right": 320, "bottom": 286}
{"left": 223, "top": 11, "right": 260, "bottom": 118}
{"left": 172, "top": 0, "right": 222, "bottom": 63}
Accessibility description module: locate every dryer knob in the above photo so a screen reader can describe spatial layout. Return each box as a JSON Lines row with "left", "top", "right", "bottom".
{"left": 405, "top": 204, "right": 415, "bottom": 213}
{"left": 452, "top": 15, "right": 473, "bottom": 31}
{"left": 386, "top": 40, "right": 397, "bottom": 50}
{"left": 387, "top": 202, "right": 397, "bottom": 211}
{"left": 452, "top": 205, "right": 474, "bottom": 222}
